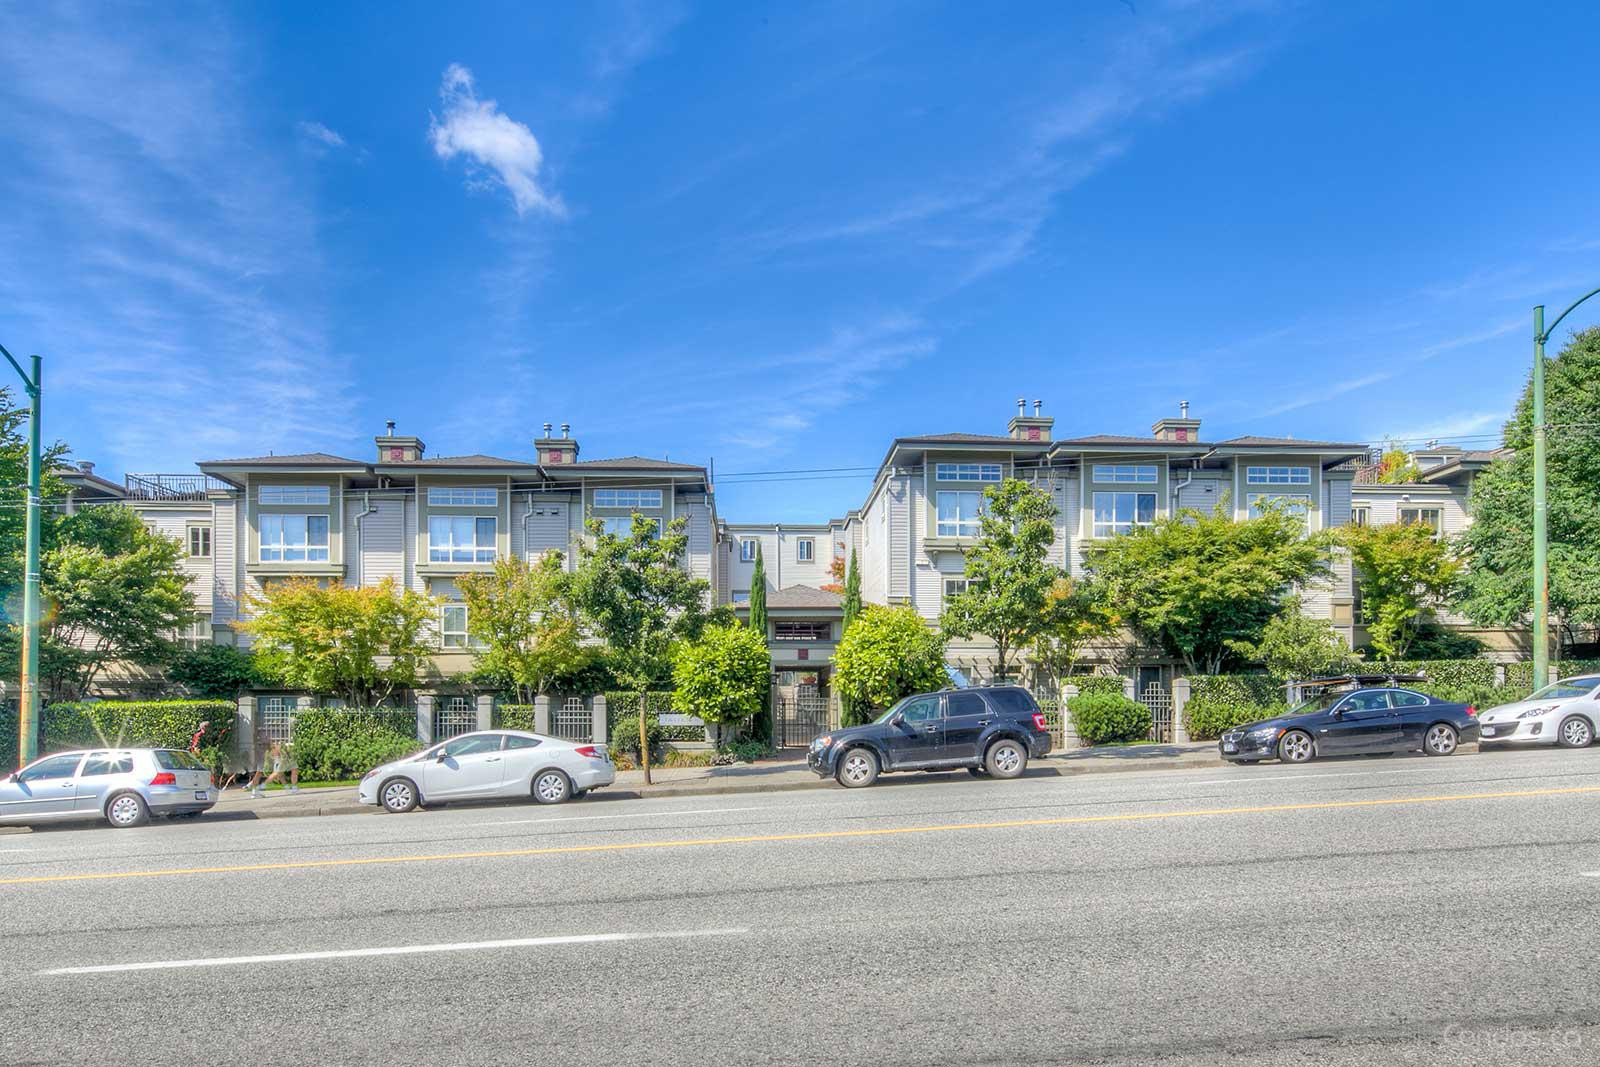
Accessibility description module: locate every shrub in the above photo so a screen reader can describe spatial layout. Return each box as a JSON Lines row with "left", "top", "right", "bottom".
{"left": 40, "top": 700, "right": 236, "bottom": 778}
{"left": 494, "top": 704, "right": 539, "bottom": 731}
{"left": 672, "top": 624, "right": 770, "bottom": 725}
{"left": 716, "top": 737, "right": 770, "bottom": 764}
{"left": 833, "top": 605, "right": 949, "bottom": 719}
{"left": 608, "top": 712, "right": 664, "bottom": 759}
{"left": 166, "top": 644, "right": 261, "bottom": 698}
{"left": 290, "top": 708, "right": 419, "bottom": 780}
{"left": 1183, "top": 696, "right": 1283, "bottom": 741}
{"left": 1069, "top": 692, "right": 1152, "bottom": 746}
{"left": 1067, "top": 675, "right": 1127, "bottom": 698}
{"left": 604, "top": 691, "right": 702, "bottom": 741}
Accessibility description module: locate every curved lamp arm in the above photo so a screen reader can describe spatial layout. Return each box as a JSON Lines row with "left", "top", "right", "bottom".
{"left": 1538, "top": 286, "right": 1600, "bottom": 344}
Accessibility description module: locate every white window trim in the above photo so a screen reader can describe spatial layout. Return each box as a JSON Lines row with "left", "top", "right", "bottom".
{"left": 428, "top": 515, "right": 497, "bottom": 563}
{"left": 258, "top": 485, "right": 331, "bottom": 505}
{"left": 187, "top": 524, "right": 212, "bottom": 558}
{"left": 600, "top": 515, "right": 658, "bottom": 538}
{"left": 1398, "top": 506, "right": 1444, "bottom": 536}
{"left": 593, "top": 488, "right": 663, "bottom": 509}
{"left": 1245, "top": 466, "right": 1312, "bottom": 486}
{"left": 796, "top": 538, "right": 814, "bottom": 563}
{"left": 1091, "top": 491, "right": 1157, "bottom": 537}
{"left": 427, "top": 487, "right": 498, "bottom": 507}
{"left": 259, "top": 513, "right": 330, "bottom": 562}
{"left": 943, "top": 577, "right": 973, "bottom": 599}
{"left": 1350, "top": 506, "right": 1370, "bottom": 527}
{"left": 935, "top": 490, "right": 984, "bottom": 538}
{"left": 739, "top": 538, "right": 758, "bottom": 562}
{"left": 934, "top": 463, "right": 1002, "bottom": 483}
{"left": 440, "top": 603, "right": 481, "bottom": 649}
{"left": 1092, "top": 464, "right": 1158, "bottom": 484}
{"left": 1246, "top": 492, "right": 1313, "bottom": 521}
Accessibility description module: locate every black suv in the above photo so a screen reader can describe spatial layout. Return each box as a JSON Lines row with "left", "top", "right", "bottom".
{"left": 806, "top": 686, "right": 1053, "bottom": 788}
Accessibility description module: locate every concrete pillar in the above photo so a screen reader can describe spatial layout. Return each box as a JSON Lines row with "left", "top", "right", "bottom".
{"left": 591, "top": 694, "right": 607, "bottom": 744}
{"left": 1172, "top": 678, "right": 1192, "bottom": 744}
{"left": 1494, "top": 663, "right": 1507, "bottom": 687}
{"left": 534, "top": 694, "right": 552, "bottom": 736}
{"left": 475, "top": 693, "right": 494, "bottom": 732}
{"left": 1122, "top": 675, "right": 1137, "bottom": 701}
{"left": 236, "top": 695, "right": 256, "bottom": 762}
{"left": 1061, "top": 684, "right": 1080, "bottom": 748}
{"left": 415, "top": 694, "right": 434, "bottom": 744}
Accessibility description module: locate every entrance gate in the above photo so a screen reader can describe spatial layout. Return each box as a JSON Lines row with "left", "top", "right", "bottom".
{"left": 773, "top": 684, "right": 828, "bottom": 747}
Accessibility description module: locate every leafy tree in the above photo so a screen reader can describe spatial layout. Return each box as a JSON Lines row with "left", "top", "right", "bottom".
{"left": 1375, "top": 438, "right": 1420, "bottom": 484}
{"left": 821, "top": 546, "right": 846, "bottom": 593}
{"left": 832, "top": 604, "right": 948, "bottom": 722}
{"left": 1083, "top": 502, "right": 1334, "bottom": 676}
{"left": 940, "top": 478, "right": 1063, "bottom": 682}
{"left": 1228, "top": 594, "right": 1360, "bottom": 682}
{"left": 1030, "top": 575, "right": 1121, "bottom": 692}
{"left": 569, "top": 512, "right": 715, "bottom": 783}
{"left": 456, "top": 552, "right": 596, "bottom": 702}
{"left": 1343, "top": 520, "right": 1463, "bottom": 661}
{"left": 842, "top": 548, "right": 862, "bottom": 631}
{"left": 672, "top": 623, "right": 771, "bottom": 726}
{"left": 1462, "top": 327, "right": 1600, "bottom": 641}
{"left": 747, "top": 542, "right": 768, "bottom": 638}
{"left": 167, "top": 643, "right": 262, "bottom": 698}
{"left": 238, "top": 578, "right": 438, "bottom": 706}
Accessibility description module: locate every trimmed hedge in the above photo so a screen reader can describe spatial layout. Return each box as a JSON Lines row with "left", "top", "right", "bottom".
{"left": 33, "top": 701, "right": 237, "bottom": 777}
{"left": 1068, "top": 675, "right": 1128, "bottom": 699}
{"left": 291, "top": 708, "right": 419, "bottom": 781}
{"left": 605, "top": 691, "right": 703, "bottom": 741}
{"left": 494, "top": 704, "right": 538, "bottom": 731}
{"left": 1183, "top": 674, "right": 1285, "bottom": 741}
{"left": 1069, "top": 692, "right": 1152, "bottom": 746}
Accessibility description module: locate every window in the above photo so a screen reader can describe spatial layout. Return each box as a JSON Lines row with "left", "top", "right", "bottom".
{"left": 177, "top": 615, "right": 210, "bottom": 650}
{"left": 1092, "top": 464, "right": 1158, "bottom": 484}
{"left": 593, "top": 488, "right": 662, "bottom": 509}
{"left": 1351, "top": 506, "right": 1370, "bottom": 527}
{"left": 1247, "top": 493, "right": 1312, "bottom": 521}
{"left": 1338, "top": 691, "right": 1392, "bottom": 712}
{"left": 946, "top": 692, "right": 988, "bottom": 718}
{"left": 258, "top": 485, "right": 330, "bottom": 505}
{"left": 731, "top": 590, "right": 751, "bottom": 604}
{"left": 935, "top": 463, "right": 1001, "bottom": 483}
{"left": 80, "top": 753, "right": 134, "bottom": 776}
{"left": 987, "top": 689, "right": 1041, "bottom": 717}
{"left": 796, "top": 538, "right": 814, "bottom": 563}
{"left": 1398, "top": 507, "right": 1443, "bottom": 536}
{"left": 429, "top": 515, "right": 497, "bottom": 563}
{"left": 440, "top": 604, "right": 474, "bottom": 649}
{"left": 427, "top": 487, "right": 497, "bottom": 507}
{"left": 600, "top": 516, "right": 658, "bottom": 538}
{"left": 1391, "top": 690, "right": 1430, "bottom": 707}
{"left": 1245, "top": 466, "right": 1311, "bottom": 486}
{"left": 504, "top": 735, "right": 541, "bottom": 750}
{"left": 899, "top": 695, "right": 941, "bottom": 722}
{"left": 943, "top": 577, "right": 972, "bottom": 600}
{"left": 774, "top": 621, "right": 831, "bottom": 641}
{"left": 153, "top": 750, "right": 207, "bottom": 770}
{"left": 187, "top": 525, "right": 211, "bottom": 558}
{"left": 936, "top": 491, "right": 984, "bottom": 537}
{"left": 436, "top": 734, "right": 501, "bottom": 758}
{"left": 19, "top": 754, "right": 83, "bottom": 781}
{"left": 259, "top": 513, "right": 330, "bottom": 562}
{"left": 740, "top": 539, "right": 758, "bottom": 562}
{"left": 1092, "top": 492, "right": 1156, "bottom": 536}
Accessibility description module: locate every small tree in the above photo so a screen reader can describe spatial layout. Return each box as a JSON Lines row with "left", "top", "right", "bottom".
{"left": 456, "top": 552, "right": 595, "bottom": 702}
{"left": 570, "top": 512, "right": 714, "bottom": 784}
{"left": 672, "top": 623, "right": 771, "bottom": 729}
{"left": 842, "top": 548, "right": 862, "bottom": 631}
{"left": 239, "top": 578, "right": 438, "bottom": 706}
{"left": 833, "top": 604, "right": 948, "bottom": 722}
{"left": 747, "top": 542, "right": 768, "bottom": 638}
{"left": 1229, "top": 595, "right": 1360, "bottom": 682}
{"left": 1030, "top": 575, "right": 1120, "bottom": 693}
{"left": 940, "top": 478, "right": 1062, "bottom": 683}
{"left": 1343, "top": 521, "right": 1463, "bottom": 661}
{"left": 1376, "top": 439, "right": 1420, "bottom": 484}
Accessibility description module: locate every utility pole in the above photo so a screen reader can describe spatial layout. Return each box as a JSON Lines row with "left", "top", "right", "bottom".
{"left": 0, "top": 343, "right": 42, "bottom": 767}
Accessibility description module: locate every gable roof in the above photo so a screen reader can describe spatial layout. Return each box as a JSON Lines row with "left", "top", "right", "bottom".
{"left": 1053, "top": 434, "right": 1196, "bottom": 448}
{"left": 379, "top": 454, "right": 532, "bottom": 468}
{"left": 1214, "top": 436, "right": 1368, "bottom": 450}
{"left": 894, "top": 432, "right": 1028, "bottom": 446}
{"left": 199, "top": 451, "right": 367, "bottom": 467}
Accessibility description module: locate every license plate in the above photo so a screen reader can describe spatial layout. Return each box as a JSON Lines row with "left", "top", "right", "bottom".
{"left": 194, "top": 790, "right": 208, "bottom": 801}
{"left": 1222, "top": 743, "right": 1237, "bottom": 753}
{"left": 1481, "top": 727, "right": 1496, "bottom": 736}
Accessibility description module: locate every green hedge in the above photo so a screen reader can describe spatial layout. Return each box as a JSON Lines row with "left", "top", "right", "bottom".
{"left": 35, "top": 701, "right": 237, "bottom": 777}
{"left": 1183, "top": 675, "right": 1284, "bottom": 741}
{"left": 494, "top": 704, "right": 538, "bottom": 731}
{"left": 604, "top": 691, "right": 703, "bottom": 741}
{"left": 1069, "top": 692, "right": 1152, "bottom": 746}
{"left": 290, "top": 708, "right": 419, "bottom": 781}
{"left": 1068, "top": 675, "right": 1128, "bottom": 698}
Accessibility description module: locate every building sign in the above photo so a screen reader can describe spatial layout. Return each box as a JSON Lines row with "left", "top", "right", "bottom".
{"left": 658, "top": 713, "right": 704, "bottom": 726}
{"left": 389, "top": 448, "right": 404, "bottom": 460}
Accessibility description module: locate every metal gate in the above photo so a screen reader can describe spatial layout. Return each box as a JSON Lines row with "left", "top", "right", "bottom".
{"left": 553, "top": 696, "right": 590, "bottom": 741}
{"left": 773, "top": 685, "right": 828, "bottom": 747}
{"left": 1139, "top": 681, "right": 1173, "bottom": 743}
{"left": 434, "top": 696, "right": 476, "bottom": 741}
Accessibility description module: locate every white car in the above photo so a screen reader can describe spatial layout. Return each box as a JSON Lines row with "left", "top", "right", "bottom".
{"left": 358, "top": 729, "right": 615, "bottom": 812}
{"left": 1478, "top": 674, "right": 1600, "bottom": 749}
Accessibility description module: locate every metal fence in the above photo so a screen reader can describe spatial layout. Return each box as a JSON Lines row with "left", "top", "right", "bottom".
{"left": 433, "top": 697, "right": 477, "bottom": 741}
{"left": 1139, "top": 682, "right": 1173, "bottom": 743}
{"left": 258, "top": 696, "right": 296, "bottom": 743}
{"left": 553, "top": 696, "right": 591, "bottom": 741}
{"left": 1038, "top": 698, "right": 1068, "bottom": 749}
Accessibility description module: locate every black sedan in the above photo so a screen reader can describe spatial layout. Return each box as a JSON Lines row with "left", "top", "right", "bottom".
{"left": 1219, "top": 686, "right": 1480, "bottom": 764}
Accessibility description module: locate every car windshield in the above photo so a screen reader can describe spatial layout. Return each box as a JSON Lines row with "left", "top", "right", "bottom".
{"left": 154, "top": 749, "right": 206, "bottom": 770}
{"left": 1287, "top": 691, "right": 1346, "bottom": 715}
{"left": 1527, "top": 677, "right": 1600, "bottom": 701}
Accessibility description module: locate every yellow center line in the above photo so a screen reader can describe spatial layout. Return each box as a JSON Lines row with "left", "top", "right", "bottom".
{"left": 5, "top": 784, "right": 1597, "bottom": 886}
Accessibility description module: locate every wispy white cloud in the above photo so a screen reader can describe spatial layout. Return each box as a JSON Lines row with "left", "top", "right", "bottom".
{"left": 430, "top": 63, "right": 563, "bottom": 217}
{"left": 1372, "top": 410, "right": 1509, "bottom": 448}
{"left": 296, "top": 120, "right": 345, "bottom": 150}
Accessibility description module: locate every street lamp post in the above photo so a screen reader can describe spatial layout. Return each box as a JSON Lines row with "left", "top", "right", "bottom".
{"left": 0, "top": 342, "right": 41, "bottom": 768}
{"left": 1530, "top": 287, "right": 1600, "bottom": 690}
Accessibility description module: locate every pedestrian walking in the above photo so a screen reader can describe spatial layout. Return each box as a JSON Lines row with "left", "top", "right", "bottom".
{"left": 249, "top": 738, "right": 300, "bottom": 797}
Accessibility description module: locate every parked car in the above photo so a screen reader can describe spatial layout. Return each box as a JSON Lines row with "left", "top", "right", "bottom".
{"left": 1219, "top": 687, "right": 1480, "bottom": 764}
{"left": 0, "top": 748, "right": 215, "bottom": 828}
{"left": 807, "top": 685, "right": 1053, "bottom": 788}
{"left": 359, "top": 729, "right": 615, "bottom": 812}
{"left": 1478, "top": 674, "right": 1599, "bottom": 749}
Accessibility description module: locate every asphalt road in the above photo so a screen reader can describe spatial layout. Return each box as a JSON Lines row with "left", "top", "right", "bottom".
{"left": 2, "top": 745, "right": 1598, "bottom": 1066}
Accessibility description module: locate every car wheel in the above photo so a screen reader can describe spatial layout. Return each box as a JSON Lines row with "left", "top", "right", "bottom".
{"left": 836, "top": 747, "right": 879, "bottom": 788}
{"left": 1424, "top": 723, "right": 1459, "bottom": 756}
{"left": 380, "top": 777, "right": 420, "bottom": 813}
{"left": 1278, "top": 730, "right": 1315, "bottom": 764}
{"left": 532, "top": 769, "right": 572, "bottom": 805}
{"left": 1558, "top": 715, "right": 1594, "bottom": 749}
{"left": 105, "top": 792, "right": 149, "bottom": 829}
{"left": 967, "top": 766, "right": 987, "bottom": 777}
{"left": 985, "top": 739, "right": 1028, "bottom": 779}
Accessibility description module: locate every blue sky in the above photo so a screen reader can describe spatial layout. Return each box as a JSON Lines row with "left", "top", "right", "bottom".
{"left": 3, "top": 0, "right": 1598, "bottom": 522}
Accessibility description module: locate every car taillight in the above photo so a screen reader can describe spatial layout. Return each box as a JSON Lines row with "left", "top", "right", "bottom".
{"left": 149, "top": 772, "right": 177, "bottom": 786}
{"left": 574, "top": 746, "right": 602, "bottom": 759}
{"left": 1032, "top": 713, "right": 1048, "bottom": 730}
{"left": 1466, "top": 705, "right": 1477, "bottom": 717}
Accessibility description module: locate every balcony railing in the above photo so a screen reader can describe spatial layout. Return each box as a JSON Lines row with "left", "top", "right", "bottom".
{"left": 123, "top": 473, "right": 231, "bottom": 501}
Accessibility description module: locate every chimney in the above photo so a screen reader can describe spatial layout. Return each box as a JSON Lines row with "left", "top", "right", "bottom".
{"left": 376, "top": 420, "right": 425, "bottom": 463}
{"left": 1152, "top": 402, "right": 1202, "bottom": 444}
{"left": 1007, "top": 399, "right": 1054, "bottom": 443}
{"left": 77, "top": 460, "right": 95, "bottom": 475}
{"left": 537, "top": 421, "right": 579, "bottom": 466}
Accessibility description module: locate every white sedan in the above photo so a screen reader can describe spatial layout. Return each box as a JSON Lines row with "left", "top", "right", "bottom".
{"left": 1478, "top": 674, "right": 1600, "bottom": 749}
{"left": 358, "top": 730, "right": 615, "bottom": 812}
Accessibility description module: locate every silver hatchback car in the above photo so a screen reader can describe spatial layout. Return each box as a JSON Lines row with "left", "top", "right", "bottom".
{"left": 0, "top": 748, "right": 215, "bottom": 829}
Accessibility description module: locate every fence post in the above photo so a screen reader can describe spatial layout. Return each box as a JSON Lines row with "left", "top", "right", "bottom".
{"left": 475, "top": 693, "right": 494, "bottom": 732}
{"left": 236, "top": 695, "right": 256, "bottom": 763}
{"left": 415, "top": 694, "right": 434, "bottom": 744}
{"left": 1122, "top": 675, "right": 1136, "bottom": 701}
{"left": 1172, "top": 678, "right": 1191, "bottom": 744}
{"left": 1494, "top": 663, "right": 1506, "bottom": 687}
{"left": 534, "top": 694, "right": 552, "bottom": 736}
{"left": 1061, "top": 684, "right": 1080, "bottom": 748}
{"left": 591, "top": 694, "right": 607, "bottom": 744}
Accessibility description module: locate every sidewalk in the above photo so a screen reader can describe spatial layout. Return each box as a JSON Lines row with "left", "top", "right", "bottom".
{"left": 200, "top": 740, "right": 1225, "bottom": 821}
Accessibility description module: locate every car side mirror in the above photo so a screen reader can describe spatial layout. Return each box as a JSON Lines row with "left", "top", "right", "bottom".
{"left": 435, "top": 751, "right": 450, "bottom": 762}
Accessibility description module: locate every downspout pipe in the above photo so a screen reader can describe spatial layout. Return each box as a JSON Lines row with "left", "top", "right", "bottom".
{"left": 352, "top": 491, "right": 377, "bottom": 587}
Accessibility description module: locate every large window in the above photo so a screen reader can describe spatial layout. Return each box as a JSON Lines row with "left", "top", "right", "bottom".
{"left": 797, "top": 538, "right": 814, "bottom": 562}
{"left": 1398, "top": 507, "right": 1443, "bottom": 536}
{"left": 258, "top": 485, "right": 330, "bottom": 505}
{"left": 428, "top": 515, "right": 497, "bottom": 563}
{"left": 1350, "top": 506, "right": 1370, "bottom": 527}
{"left": 935, "top": 463, "right": 1001, "bottom": 483}
{"left": 936, "top": 491, "right": 983, "bottom": 537}
{"left": 593, "top": 488, "right": 662, "bottom": 509}
{"left": 259, "top": 514, "right": 329, "bottom": 562}
{"left": 1247, "top": 493, "right": 1312, "bottom": 521}
{"left": 1092, "top": 464, "right": 1157, "bottom": 484}
{"left": 1092, "top": 492, "right": 1156, "bottom": 536}
{"left": 1245, "top": 466, "right": 1311, "bottom": 486}
{"left": 739, "top": 538, "right": 758, "bottom": 562}
{"left": 440, "top": 604, "right": 480, "bottom": 649}
{"left": 427, "top": 487, "right": 498, "bottom": 507}
{"left": 600, "top": 516, "right": 658, "bottom": 538}
{"left": 187, "top": 525, "right": 211, "bottom": 558}
{"left": 176, "top": 614, "right": 210, "bottom": 650}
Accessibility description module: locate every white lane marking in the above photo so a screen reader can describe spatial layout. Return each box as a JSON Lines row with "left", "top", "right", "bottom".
{"left": 40, "top": 927, "right": 750, "bottom": 975}
{"left": 1582, "top": 871, "right": 1600, "bottom": 879}
{"left": 475, "top": 806, "right": 760, "bottom": 827}
{"left": 1186, "top": 768, "right": 1445, "bottom": 786}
